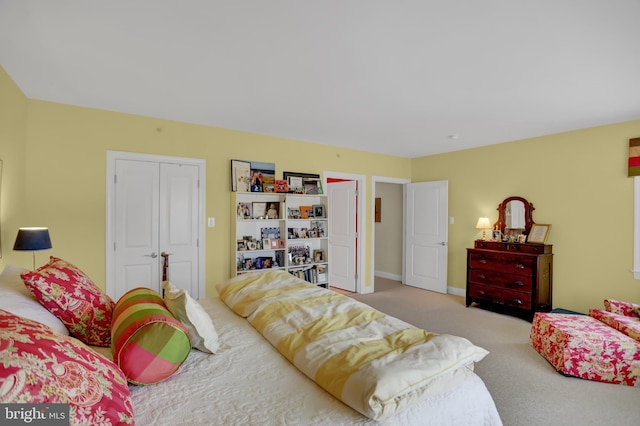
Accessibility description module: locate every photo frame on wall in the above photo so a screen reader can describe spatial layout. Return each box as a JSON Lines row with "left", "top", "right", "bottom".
{"left": 231, "top": 159, "right": 251, "bottom": 192}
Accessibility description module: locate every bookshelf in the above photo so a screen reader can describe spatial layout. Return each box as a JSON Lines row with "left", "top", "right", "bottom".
{"left": 231, "top": 192, "right": 329, "bottom": 287}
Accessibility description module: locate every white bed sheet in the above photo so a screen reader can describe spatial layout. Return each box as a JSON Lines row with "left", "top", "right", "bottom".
{"left": 128, "top": 296, "right": 503, "bottom": 426}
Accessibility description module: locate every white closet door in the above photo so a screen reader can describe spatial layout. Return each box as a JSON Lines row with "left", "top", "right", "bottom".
{"left": 114, "top": 159, "right": 160, "bottom": 298}
{"left": 159, "top": 163, "right": 199, "bottom": 296}
{"left": 111, "top": 158, "right": 201, "bottom": 300}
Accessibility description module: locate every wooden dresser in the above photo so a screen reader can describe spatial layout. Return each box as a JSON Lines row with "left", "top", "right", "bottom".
{"left": 466, "top": 240, "right": 553, "bottom": 320}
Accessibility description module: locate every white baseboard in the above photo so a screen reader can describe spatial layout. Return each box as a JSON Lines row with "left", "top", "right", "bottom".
{"left": 374, "top": 271, "right": 466, "bottom": 297}
{"left": 447, "top": 286, "right": 465, "bottom": 297}
{"left": 374, "top": 271, "right": 402, "bottom": 281}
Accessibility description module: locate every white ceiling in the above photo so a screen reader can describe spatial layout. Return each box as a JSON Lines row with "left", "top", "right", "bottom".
{"left": 1, "top": 1, "right": 639, "bottom": 158}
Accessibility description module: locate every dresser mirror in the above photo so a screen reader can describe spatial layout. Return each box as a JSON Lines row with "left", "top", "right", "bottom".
{"left": 494, "top": 196, "right": 535, "bottom": 237}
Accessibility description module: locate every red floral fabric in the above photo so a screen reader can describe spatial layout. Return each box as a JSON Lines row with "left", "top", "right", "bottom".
{"left": 604, "top": 299, "right": 640, "bottom": 318}
{"left": 21, "top": 256, "right": 115, "bottom": 346}
{"left": 590, "top": 308, "right": 640, "bottom": 342}
{"left": 530, "top": 313, "right": 640, "bottom": 386}
{"left": 0, "top": 309, "right": 134, "bottom": 425}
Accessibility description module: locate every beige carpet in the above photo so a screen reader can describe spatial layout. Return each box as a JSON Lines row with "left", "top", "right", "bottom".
{"left": 348, "top": 277, "right": 639, "bottom": 426}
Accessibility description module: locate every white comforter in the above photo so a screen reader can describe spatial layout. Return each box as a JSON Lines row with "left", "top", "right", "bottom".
{"left": 127, "top": 296, "right": 502, "bottom": 426}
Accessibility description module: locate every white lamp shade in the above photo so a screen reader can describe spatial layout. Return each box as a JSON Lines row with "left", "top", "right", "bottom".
{"left": 476, "top": 217, "right": 492, "bottom": 229}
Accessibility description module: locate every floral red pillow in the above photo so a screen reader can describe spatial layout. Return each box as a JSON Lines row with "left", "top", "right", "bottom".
{"left": 21, "top": 256, "right": 115, "bottom": 346}
{"left": 0, "top": 309, "right": 134, "bottom": 424}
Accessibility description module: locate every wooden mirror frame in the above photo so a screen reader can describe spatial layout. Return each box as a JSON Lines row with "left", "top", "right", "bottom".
{"left": 494, "top": 196, "right": 535, "bottom": 236}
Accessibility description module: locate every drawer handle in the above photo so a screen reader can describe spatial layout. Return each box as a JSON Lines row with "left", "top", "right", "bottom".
{"left": 507, "top": 281, "right": 525, "bottom": 287}
{"left": 515, "top": 263, "right": 525, "bottom": 269}
{"left": 479, "top": 259, "right": 487, "bottom": 264}
{"left": 512, "top": 298, "right": 523, "bottom": 305}
{"left": 478, "top": 274, "right": 486, "bottom": 280}
{"left": 478, "top": 290, "right": 486, "bottom": 296}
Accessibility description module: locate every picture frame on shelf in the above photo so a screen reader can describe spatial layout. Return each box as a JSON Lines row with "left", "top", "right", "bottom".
{"left": 244, "top": 258, "right": 253, "bottom": 270}
{"left": 312, "top": 204, "right": 325, "bottom": 218}
{"left": 313, "top": 249, "right": 326, "bottom": 263}
{"left": 275, "top": 180, "right": 289, "bottom": 193}
{"left": 237, "top": 202, "right": 252, "bottom": 219}
{"left": 303, "top": 178, "right": 323, "bottom": 195}
{"left": 231, "top": 159, "right": 251, "bottom": 192}
{"left": 252, "top": 202, "right": 267, "bottom": 219}
{"left": 303, "top": 180, "right": 318, "bottom": 194}
{"left": 237, "top": 240, "right": 247, "bottom": 251}
{"left": 247, "top": 241, "right": 258, "bottom": 251}
{"left": 527, "top": 224, "right": 551, "bottom": 244}
{"left": 262, "top": 239, "right": 270, "bottom": 250}
{"left": 300, "top": 205, "right": 314, "bottom": 219}
{"left": 287, "top": 207, "right": 301, "bottom": 219}
{"left": 250, "top": 161, "right": 275, "bottom": 193}
{"left": 266, "top": 202, "right": 280, "bottom": 219}
{"left": 283, "top": 172, "right": 320, "bottom": 193}
{"left": 310, "top": 220, "right": 326, "bottom": 237}
{"left": 270, "top": 239, "right": 284, "bottom": 249}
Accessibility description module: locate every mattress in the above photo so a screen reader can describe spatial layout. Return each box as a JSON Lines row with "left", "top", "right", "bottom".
{"left": 127, "top": 296, "right": 502, "bottom": 425}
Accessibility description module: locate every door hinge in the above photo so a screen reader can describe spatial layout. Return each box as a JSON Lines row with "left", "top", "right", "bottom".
{"left": 354, "top": 232, "right": 359, "bottom": 239}
{"left": 355, "top": 190, "right": 359, "bottom": 197}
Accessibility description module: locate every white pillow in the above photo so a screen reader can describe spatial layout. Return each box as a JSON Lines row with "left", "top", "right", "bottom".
{"left": 0, "top": 264, "right": 69, "bottom": 335}
{"left": 162, "top": 281, "right": 219, "bottom": 353}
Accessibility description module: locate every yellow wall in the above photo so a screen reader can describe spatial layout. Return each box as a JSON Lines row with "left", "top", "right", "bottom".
{"left": 0, "top": 66, "right": 28, "bottom": 265}
{"left": 412, "top": 121, "right": 640, "bottom": 312}
{"left": 2, "top": 65, "right": 639, "bottom": 313}
{"left": 0, "top": 67, "right": 411, "bottom": 295}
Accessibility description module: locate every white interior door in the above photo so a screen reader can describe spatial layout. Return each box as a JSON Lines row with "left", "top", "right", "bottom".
{"left": 107, "top": 153, "right": 204, "bottom": 300}
{"left": 328, "top": 180, "right": 357, "bottom": 292}
{"left": 159, "top": 163, "right": 199, "bottom": 296}
{"left": 114, "top": 159, "right": 160, "bottom": 298}
{"left": 404, "top": 180, "right": 448, "bottom": 293}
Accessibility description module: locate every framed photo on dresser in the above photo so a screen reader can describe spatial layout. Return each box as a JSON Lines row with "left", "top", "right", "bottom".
{"left": 527, "top": 224, "right": 551, "bottom": 244}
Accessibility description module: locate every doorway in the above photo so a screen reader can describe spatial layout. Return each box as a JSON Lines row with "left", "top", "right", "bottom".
{"left": 105, "top": 151, "right": 206, "bottom": 300}
{"left": 371, "top": 178, "right": 449, "bottom": 294}
{"left": 371, "top": 177, "right": 410, "bottom": 293}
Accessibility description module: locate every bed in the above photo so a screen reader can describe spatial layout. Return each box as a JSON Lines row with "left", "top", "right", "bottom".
{"left": 126, "top": 294, "right": 502, "bottom": 425}
{"left": 1, "top": 263, "right": 502, "bottom": 425}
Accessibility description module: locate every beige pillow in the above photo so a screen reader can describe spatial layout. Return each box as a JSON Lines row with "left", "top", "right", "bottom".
{"left": 162, "top": 281, "right": 219, "bottom": 353}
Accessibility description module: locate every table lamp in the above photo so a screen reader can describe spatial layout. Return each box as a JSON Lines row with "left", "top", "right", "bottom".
{"left": 13, "top": 227, "right": 52, "bottom": 270}
{"left": 475, "top": 217, "right": 492, "bottom": 241}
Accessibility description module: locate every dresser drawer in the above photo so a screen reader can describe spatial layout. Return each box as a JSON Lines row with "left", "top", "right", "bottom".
{"left": 506, "top": 244, "right": 549, "bottom": 254}
{"left": 468, "top": 252, "right": 535, "bottom": 275}
{"left": 468, "top": 269, "right": 533, "bottom": 292}
{"left": 467, "top": 284, "right": 532, "bottom": 310}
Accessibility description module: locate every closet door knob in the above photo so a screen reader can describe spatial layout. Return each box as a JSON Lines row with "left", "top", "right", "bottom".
{"left": 145, "top": 252, "right": 158, "bottom": 258}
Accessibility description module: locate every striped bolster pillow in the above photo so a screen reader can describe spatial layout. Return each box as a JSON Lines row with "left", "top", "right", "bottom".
{"left": 111, "top": 287, "right": 191, "bottom": 385}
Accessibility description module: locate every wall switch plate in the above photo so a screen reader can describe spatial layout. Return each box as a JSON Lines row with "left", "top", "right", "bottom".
{"left": 449, "top": 216, "right": 454, "bottom": 224}
{"left": 207, "top": 217, "right": 215, "bottom": 227}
